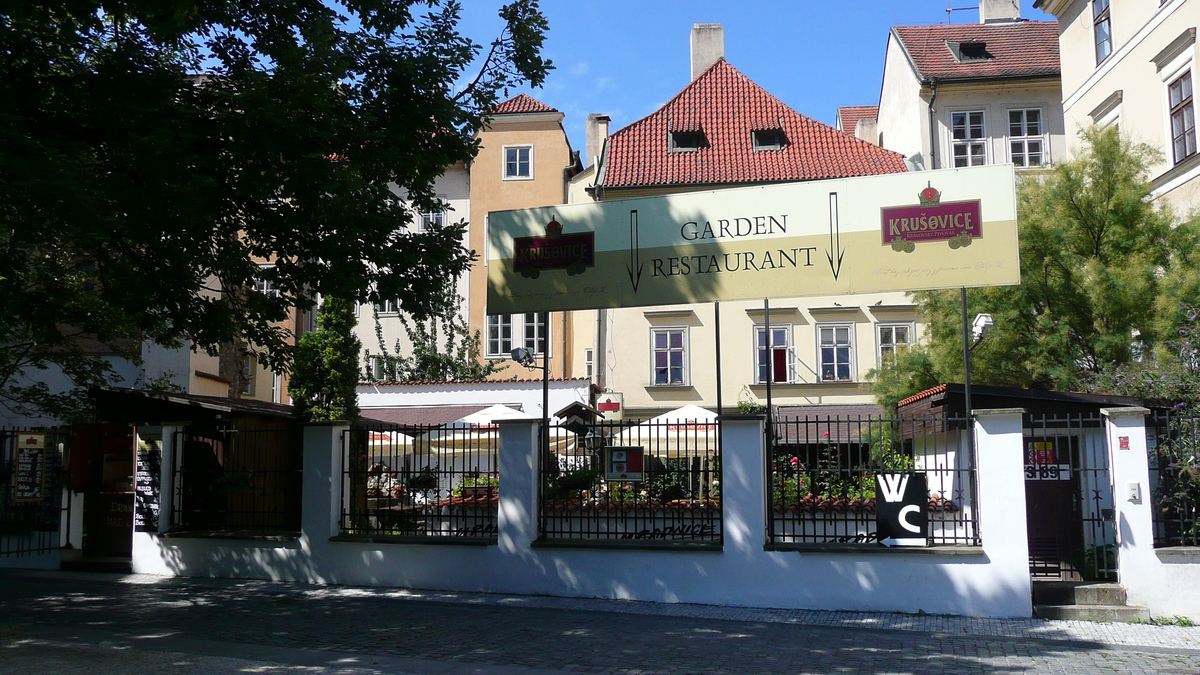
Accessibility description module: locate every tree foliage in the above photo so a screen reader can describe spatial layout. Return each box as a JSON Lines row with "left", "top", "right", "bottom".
{"left": 290, "top": 297, "right": 361, "bottom": 422}
{"left": 365, "top": 288, "right": 503, "bottom": 383}
{"left": 0, "top": 0, "right": 551, "bottom": 418}
{"left": 871, "top": 127, "right": 1200, "bottom": 409}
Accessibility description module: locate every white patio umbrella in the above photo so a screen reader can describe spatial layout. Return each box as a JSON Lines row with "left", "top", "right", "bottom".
{"left": 612, "top": 404, "right": 720, "bottom": 458}
{"left": 411, "top": 405, "right": 577, "bottom": 456}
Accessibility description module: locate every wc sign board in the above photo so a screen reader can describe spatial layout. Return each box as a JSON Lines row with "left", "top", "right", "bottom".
{"left": 875, "top": 472, "right": 928, "bottom": 547}
{"left": 487, "top": 165, "right": 1019, "bottom": 313}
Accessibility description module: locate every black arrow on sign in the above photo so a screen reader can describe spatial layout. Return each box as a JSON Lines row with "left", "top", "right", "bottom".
{"left": 826, "top": 192, "right": 846, "bottom": 280}
{"left": 626, "top": 209, "right": 644, "bottom": 292}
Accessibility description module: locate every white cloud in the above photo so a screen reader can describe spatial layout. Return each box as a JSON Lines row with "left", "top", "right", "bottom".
{"left": 569, "top": 62, "right": 589, "bottom": 77}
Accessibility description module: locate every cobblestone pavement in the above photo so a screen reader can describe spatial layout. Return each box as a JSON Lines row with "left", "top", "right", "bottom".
{"left": 3, "top": 570, "right": 1200, "bottom": 674}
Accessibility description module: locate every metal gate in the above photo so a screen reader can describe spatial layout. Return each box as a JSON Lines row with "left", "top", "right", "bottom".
{"left": 1, "top": 427, "right": 68, "bottom": 559}
{"left": 1023, "top": 414, "right": 1116, "bottom": 581}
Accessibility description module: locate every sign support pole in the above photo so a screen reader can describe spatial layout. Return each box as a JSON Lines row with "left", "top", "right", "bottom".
{"left": 542, "top": 310, "right": 551, "bottom": 465}
{"left": 714, "top": 302, "right": 723, "bottom": 418}
{"left": 960, "top": 287, "right": 974, "bottom": 455}
{"left": 763, "top": 298, "right": 773, "bottom": 445}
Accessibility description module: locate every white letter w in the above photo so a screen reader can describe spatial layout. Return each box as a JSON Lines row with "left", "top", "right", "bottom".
{"left": 878, "top": 474, "right": 909, "bottom": 503}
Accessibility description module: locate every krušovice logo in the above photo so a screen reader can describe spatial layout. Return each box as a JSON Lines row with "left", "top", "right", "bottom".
{"left": 512, "top": 215, "right": 595, "bottom": 279}
{"left": 881, "top": 182, "right": 982, "bottom": 253}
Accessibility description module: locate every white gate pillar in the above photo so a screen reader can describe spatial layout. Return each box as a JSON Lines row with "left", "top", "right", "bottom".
{"left": 973, "top": 408, "right": 1032, "bottom": 615}
{"left": 1100, "top": 407, "right": 1155, "bottom": 583}
{"left": 497, "top": 419, "right": 539, "bottom": 553}
{"left": 718, "top": 414, "right": 767, "bottom": 554}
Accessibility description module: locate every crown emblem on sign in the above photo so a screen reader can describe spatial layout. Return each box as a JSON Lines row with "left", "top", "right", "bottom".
{"left": 918, "top": 182, "right": 941, "bottom": 207}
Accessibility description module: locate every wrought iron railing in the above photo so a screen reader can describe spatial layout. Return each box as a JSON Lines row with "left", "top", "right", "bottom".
{"left": 1149, "top": 411, "right": 1200, "bottom": 548}
{"left": 768, "top": 415, "right": 978, "bottom": 547}
{"left": 0, "top": 426, "right": 67, "bottom": 557}
{"left": 1023, "top": 414, "right": 1114, "bottom": 581}
{"left": 340, "top": 423, "right": 498, "bottom": 541}
{"left": 537, "top": 420, "right": 722, "bottom": 546}
{"left": 171, "top": 425, "right": 302, "bottom": 534}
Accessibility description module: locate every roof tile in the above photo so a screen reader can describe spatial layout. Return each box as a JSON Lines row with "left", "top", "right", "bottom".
{"left": 601, "top": 60, "right": 907, "bottom": 189}
{"left": 893, "top": 21, "right": 1060, "bottom": 81}
{"left": 493, "top": 93, "right": 558, "bottom": 114}
{"left": 837, "top": 105, "right": 880, "bottom": 135}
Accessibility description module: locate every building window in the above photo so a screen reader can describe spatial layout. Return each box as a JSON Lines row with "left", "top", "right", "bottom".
{"left": 369, "top": 356, "right": 390, "bottom": 381}
{"left": 486, "top": 313, "right": 548, "bottom": 358}
{"left": 418, "top": 202, "right": 446, "bottom": 232}
{"left": 877, "top": 323, "right": 913, "bottom": 363}
{"left": 817, "top": 324, "right": 854, "bottom": 382}
{"left": 375, "top": 298, "right": 400, "bottom": 314}
{"left": 755, "top": 325, "right": 793, "bottom": 384}
{"left": 669, "top": 130, "right": 703, "bottom": 152}
{"left": 753, "top": 129, "right": 786, "bottom": 151}
{"left": 951, "top": 111, "right": 986, "bottom": 167}
{"left": 585, "top": 348, "right": 594, "bottom": 380}
{"left": 241, "top": 354, "right": 257, "bottom": 395}
{"left": 1170, "top": 71, "right": 1196, "bottom": 164}
{"left": 503, "top": 145, "right": 532, "bottom": 179}
{"left": 651, "top": 327, "right": 688, "bottom": 385}
{"left": 1093, "top": 0, "right": 1112, "bottom": 65}
{"left": 1008, "top": 109, "right": 1044, "bottom": 167}
{"left": 252, "top": 266, "right": 280, "bottom": 298}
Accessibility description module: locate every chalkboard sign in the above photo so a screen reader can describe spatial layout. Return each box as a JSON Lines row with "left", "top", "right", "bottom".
{"left": 134, "top": 443, "right": 161, "bottom": 532}
{"left": 15, "top": 445, "right": 46, "bottom": 502}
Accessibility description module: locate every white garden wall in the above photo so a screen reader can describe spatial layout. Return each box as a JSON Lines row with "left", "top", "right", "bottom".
{"left": 132, "top": 410, "right": 1036, "bottom": 618}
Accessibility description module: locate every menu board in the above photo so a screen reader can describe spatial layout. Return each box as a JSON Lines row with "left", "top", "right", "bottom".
{"left": 134, "top": 441, "right": 161, "bottom": 532}
{"left": 15, "top": 445, "right": 46, "bottom": 502}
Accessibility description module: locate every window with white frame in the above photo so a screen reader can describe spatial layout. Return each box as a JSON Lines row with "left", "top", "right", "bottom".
{"left": 817, "top": 324, "right": 855, "bottom": 382}
{"left": 877, "top": 323, "right": 914, "bottom": 363}
{"left": 1008, "top": 109, "right": 1044, "bottom": 167}
{"left": 651, "top": 327, "right": 688, "bottom": 386}
{"left": 375, "top": 298, "right": 401, "bottom": 314}
{"left": 252, "top": 265, "right": 280, "bottom": 298}
{"left": 503, "top": 145, "right": 533, "bottom": 179}
{"left": 585, "top": 348, "right": 594, "bottom": 380}
{"left": 369, "top": 355, "right": 390, "bottom": 381}
{"left": 1093, "top": 0, "right": 1112, "bottom": 65}
{"left": 1169, "top": 71, "right": 1196, "bottom": 164}
{"left": 241, "top": 354, "right": 257, "bottom": 395}
{"left": 951, "top": 111, "right": 986, "bottom": 167}
{"left": 486, "top": 313, "right": 548, "bottom": 358}
{"left": 755, "top": 325, "right": 793, "bottom": 384}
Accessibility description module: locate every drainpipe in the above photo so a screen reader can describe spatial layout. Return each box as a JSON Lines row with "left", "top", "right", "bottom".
{"left": 926, "top": 77, "right": 940, "bottom": 170}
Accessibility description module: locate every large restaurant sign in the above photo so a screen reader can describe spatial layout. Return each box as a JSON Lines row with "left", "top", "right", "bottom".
{"left": 488, "top": 165, "right": 1019, "bottom": 313}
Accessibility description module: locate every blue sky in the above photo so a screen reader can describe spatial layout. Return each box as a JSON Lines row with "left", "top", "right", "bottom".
{"left": 457, "top": 1, "right": 1052, "bottom": 158}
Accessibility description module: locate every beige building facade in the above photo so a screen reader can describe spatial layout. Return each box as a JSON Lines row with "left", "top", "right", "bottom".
{"left": 1034, "top": 0, "right": 1200, "bottom": 214}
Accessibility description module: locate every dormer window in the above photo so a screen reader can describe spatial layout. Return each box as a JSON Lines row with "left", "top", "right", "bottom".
{"left": 669, "top": 130, "right": 703, "bottom": 152}
{"left": 948, "top": 40, "right": 993, "bottom": 63}
{"left": 753, "top": 128, "right": 786, "bottom": 151}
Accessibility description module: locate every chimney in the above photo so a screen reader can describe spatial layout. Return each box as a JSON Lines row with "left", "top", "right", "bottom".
{"left": 690, "top": 23, "right": 724, "bottom": 80}
{"left": 979, "top": 0, "right": 1020, "bottom": 23}
{"left": 585, "top": 113, "right": 610, "bottom": 169}
{"left": 854, "top": 118, "right": 879, "bottom": 146}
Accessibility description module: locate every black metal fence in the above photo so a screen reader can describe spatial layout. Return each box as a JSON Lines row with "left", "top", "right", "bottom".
{"left": 1023, "top": 414, "right": 1114, "bottom": 581}
{"left": 341, "top": 423, "right": 498, "bottom": 541}
{"left": 171, "top": 424, "right": 302, "bottom": 534}
{"left": 537, "top": 420, "right": 722, "bottom": 545}
{"left": 0, "top": 427, "right": 67, "bottom": 558}
{"left": 1149, "top": 411, "right": 1200, "bottom": 548}
{"left": 768, "top": 415, "right": 978, "bottom": 547}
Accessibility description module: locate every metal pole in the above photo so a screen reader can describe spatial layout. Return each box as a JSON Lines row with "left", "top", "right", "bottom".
{"left": 960, "top": 287, "right": 973, "bottom": 454}
{"left": 714, "top": 302, "right": 723, "bottom": 417}
{"left": 542, "top": 311, "right": 550, "bottom": 462}
{"left": 763, "top": 298, "right": 773, "bottom": 445}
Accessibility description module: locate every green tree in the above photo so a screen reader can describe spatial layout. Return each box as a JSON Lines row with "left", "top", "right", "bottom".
{"left": 290, "top": 297, "right": 361, "bottom": 422}
{"left": 365, "top": 288, "right": 502, "bottom": 382}
{"left": 871, "top": 127, "right": 1200, "bottom": 409}
{"left": 0, "top": 0, "right": 551, "bottom": 418}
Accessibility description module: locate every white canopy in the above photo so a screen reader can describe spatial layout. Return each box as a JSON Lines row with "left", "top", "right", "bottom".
{"left": 612, "top": 405, "right": 720, "bottom": 458}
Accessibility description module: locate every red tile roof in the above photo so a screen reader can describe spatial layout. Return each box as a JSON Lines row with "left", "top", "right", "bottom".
{"left": 600, "top": 60, "right": 907, "bottom": 189}
{"left": 892, "top": 22, "right": 1060, "bottom": 81}
{"left": 493, "top": 93, "right": 558, "bottom": 114}
{"left": 897, "top": 384, "right": 948, "bottom": 408}
{"left": 837, "top": 106, "right": 880, "bottom": 135}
